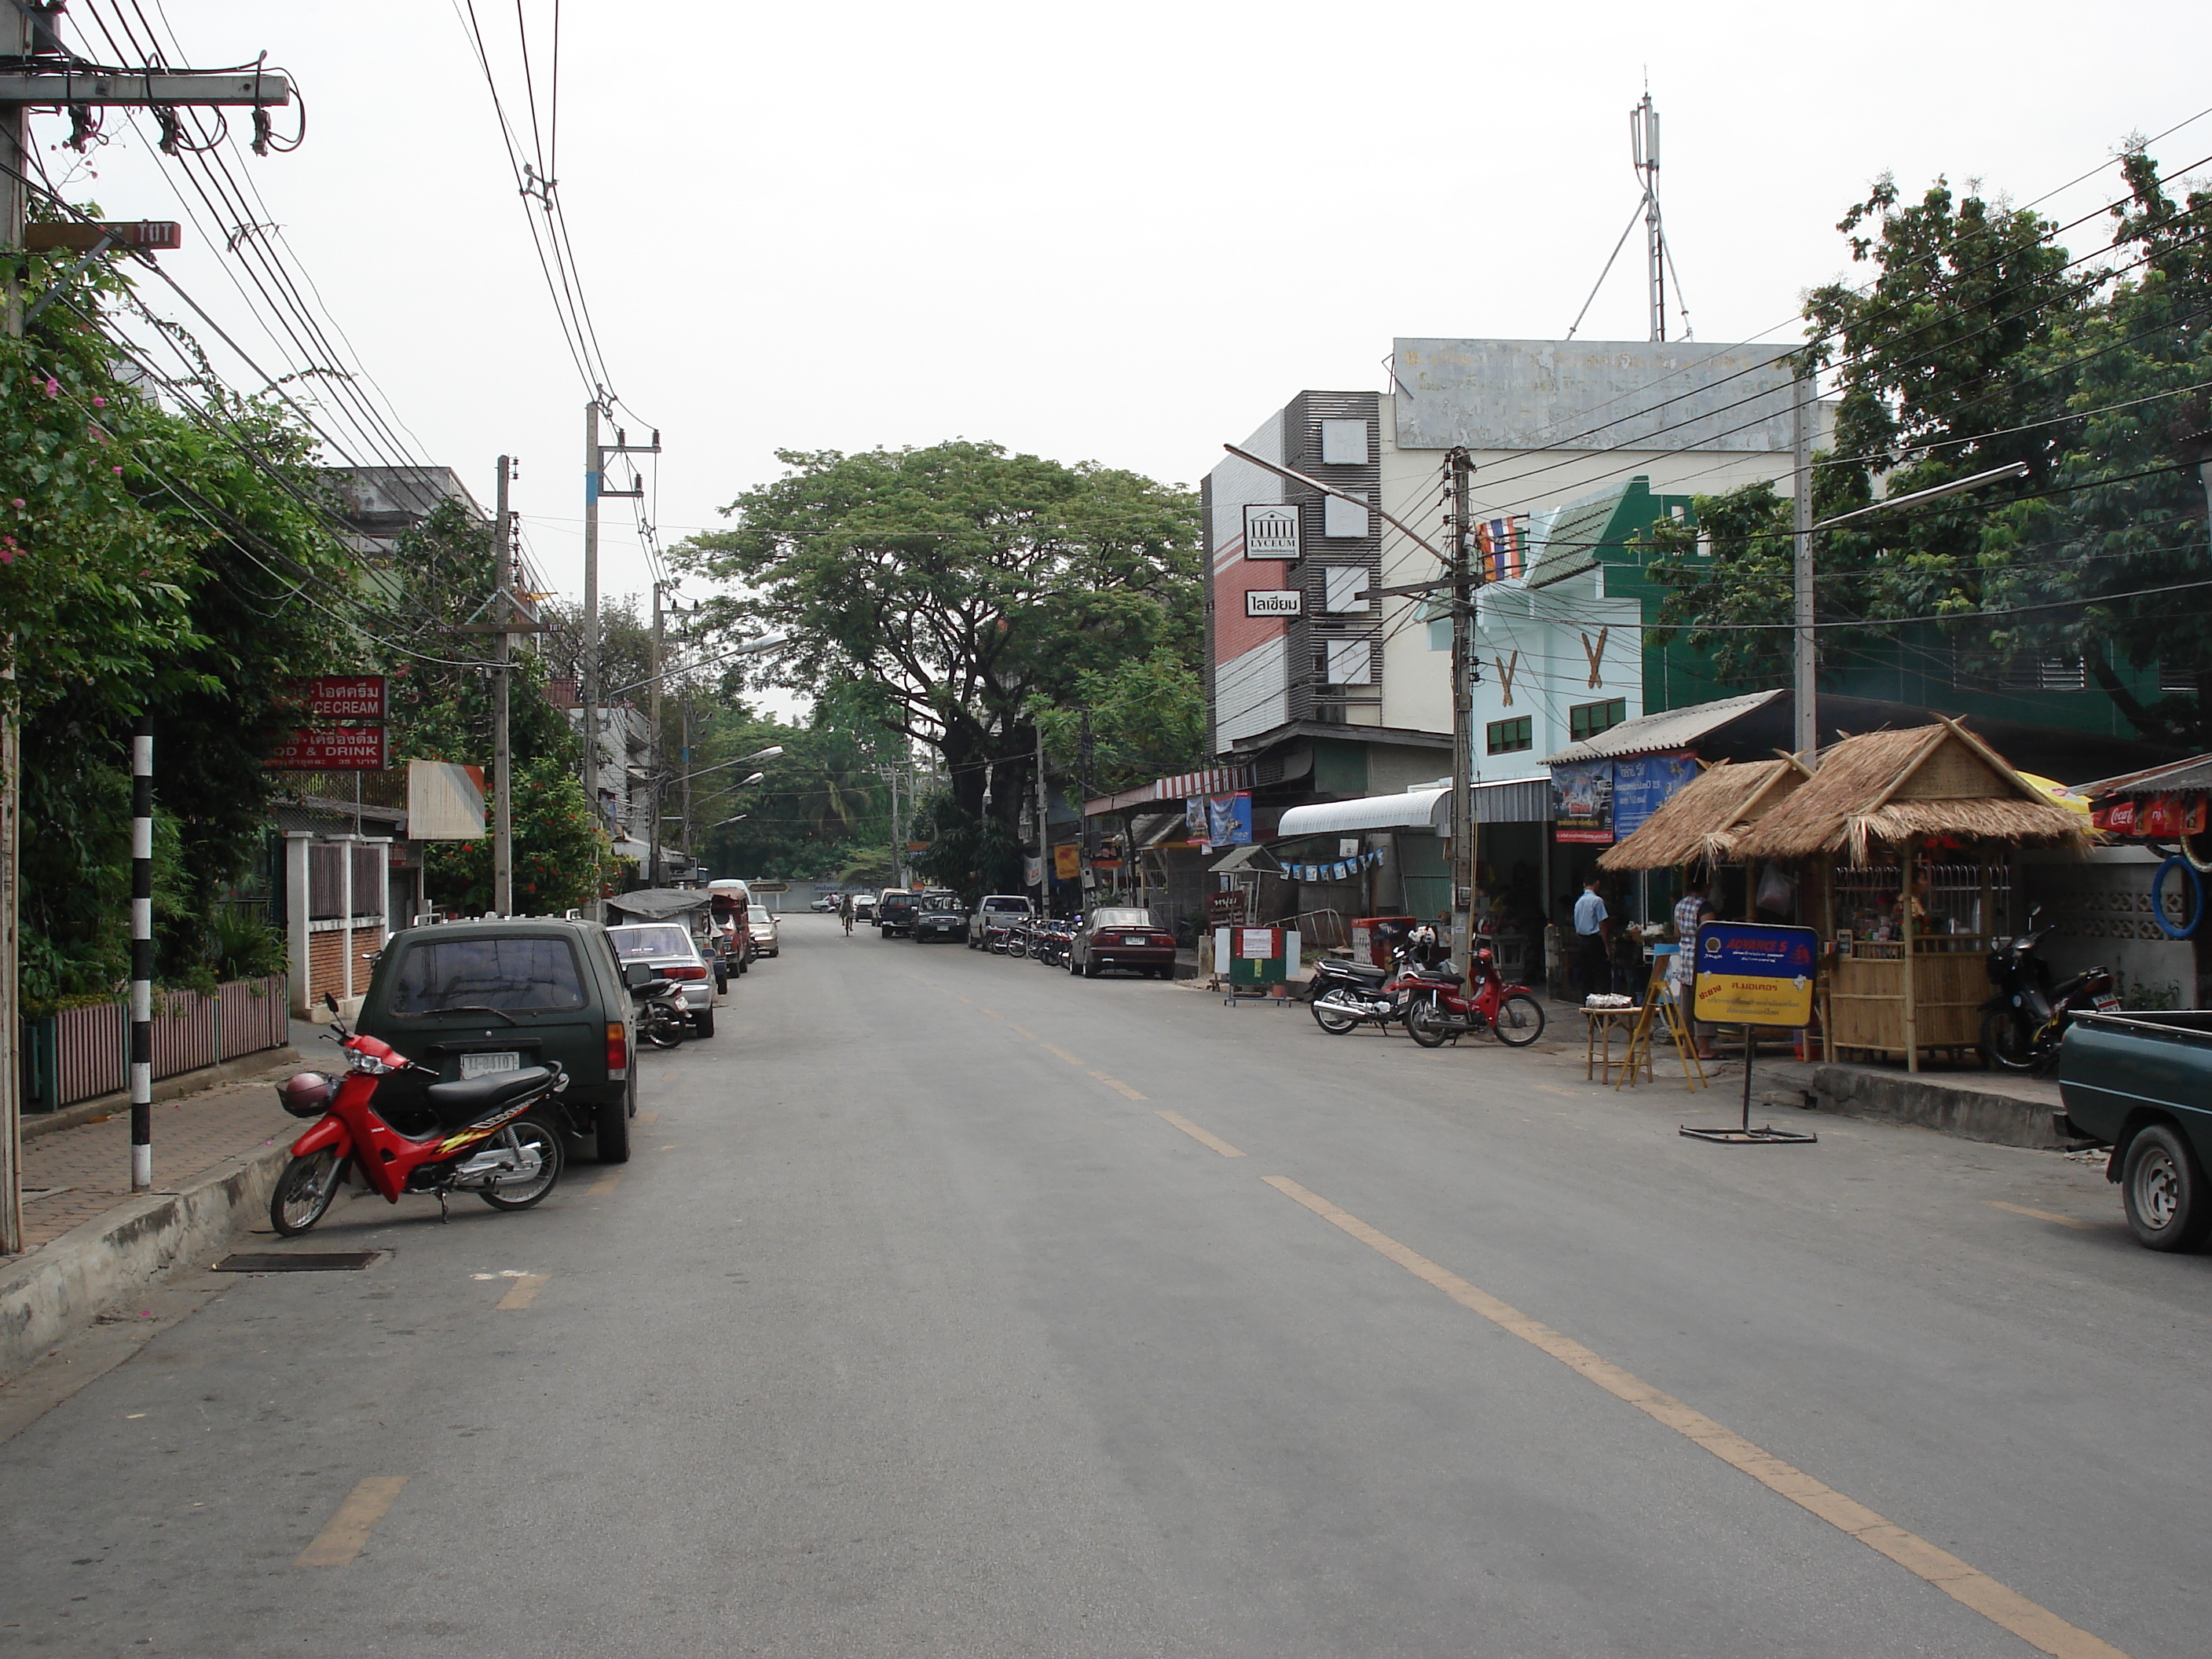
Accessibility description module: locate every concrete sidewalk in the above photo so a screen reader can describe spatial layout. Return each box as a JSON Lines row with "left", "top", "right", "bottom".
{"left": 1, "top": 1058, "right": 303, "bottom": 1381}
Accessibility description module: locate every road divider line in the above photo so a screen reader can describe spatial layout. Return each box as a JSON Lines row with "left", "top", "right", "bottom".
{"left": 1260, "top": 1176, "right": 2127, "bottom": 1659}
{"left": 589, "top": 1173, "right": 621, "bottom": 1196}
{"left": 1041, "top": 1044, "right": 1082, "bottom": 1066}
{"left": 1005, "top": 1022, "right": 1039, "bottom": 1040}
{"left": 636, "top": 1111, "right": 661, "bottom": 1127}
{"left": 980, "top": 1008, "right": 1003, "bottom": 1020}
{"left": 496, "top": 1274, "right": 551, "bottom": 1310}
{"left": 1089, "top": 1071, "right": 1148, "bottom": 1101}
{"left": 1156, "top": 1111, "right": 1244, "bottom": 1158}
{"left": 1985, "top": 1200, "right": 2095, "bottom": 1230}
{"left": 295, "top": 1476, "right": 408, "bottom": 1567}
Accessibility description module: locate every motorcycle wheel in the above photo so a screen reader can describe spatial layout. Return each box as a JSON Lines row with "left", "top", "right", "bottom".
{"left": 269, "top": 1149, "right": 343, "bottom": 1236}
{"left": 1492, "top": 994, "right": 1546, "bottom": 1047}
{"left": 1312, "top": 995, "right": 1361, "bottom": 1035}
{"left": 1980, "top": 1008, "right": 2034, "bottom": 1071}
{"left": 1407, "top": 999, "right": 1454, "bottom": 1048}
{"left": 478, "top": 1117, "right": 564, "bottom": 1210}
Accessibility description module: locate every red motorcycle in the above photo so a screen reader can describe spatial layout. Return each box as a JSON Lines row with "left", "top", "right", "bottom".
{"left": 269, "top": 997, "right": 569, "bottom": 1236}
{"left": 1399, "top": 942, "right": 1547, "bottom": 1049}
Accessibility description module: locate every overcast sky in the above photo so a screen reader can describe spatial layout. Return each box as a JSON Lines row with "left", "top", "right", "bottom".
{"left": 33, "top": 1, "right": 2212, "bottom": 705}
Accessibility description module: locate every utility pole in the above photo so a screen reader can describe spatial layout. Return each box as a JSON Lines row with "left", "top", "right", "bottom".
{"left": 1448, "top": 449, "right": 1477, "bottom": 987}
{"left": 679, "top": 695, "right": 693, "bottom": 869}
{"left": 493, "top": 455, "right": 516, "bottom": 915}
{"left": 0, "top": 19, "right": 293, "bottom": 1246}
{"left": 129, "top": 717, "right": 152, "bottom": 1191}
{"left": 577, "top": 403, "right": 655, "bottom": 906}
{"left": 1033, "top": 721, "right": 1049, "bottom": 912}
{"left": 646, "top": 580, "right": 665, "bottom": 889}
{"left": 1792, "top": 371, "right": 1817, "bottom": 761}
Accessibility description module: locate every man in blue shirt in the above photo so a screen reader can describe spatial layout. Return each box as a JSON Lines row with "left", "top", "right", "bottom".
{"left": 1573, "top": 877, "right": 1612, "bottom": 999}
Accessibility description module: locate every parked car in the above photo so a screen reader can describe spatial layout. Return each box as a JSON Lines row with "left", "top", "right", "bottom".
{"left": 352, "top": 917, "right": 640, "bottom": 1163}
{"left": 2059, "top": 1009, "right": 2212, "bottom": 1249}
{"left": 972, "top": 894, "right": 1033, "bottom": 952}
{"left": 1068, "top": 906, "right": 1179, "bottom": 980}
{"left": 751, "top": 910, "right": 781, "bottom": 958}
{"left": 607, "top": 924, "right": 716, "bottom": 1038}
{"left": 810, "top": 893, "right": 838, "bottom": 913}
{"left": 877, "top": 889, "right": 918, "bottom": 937}
{"left": 912, "top": 895, "right": 969, "bottom": 943}
{"left": 853, "top": 895, "right": 877, "bottom": 924}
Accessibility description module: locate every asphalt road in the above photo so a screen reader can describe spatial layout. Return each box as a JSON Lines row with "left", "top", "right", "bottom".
{"left": 2, "top": 914, "right": 2206, "bottom": 1657}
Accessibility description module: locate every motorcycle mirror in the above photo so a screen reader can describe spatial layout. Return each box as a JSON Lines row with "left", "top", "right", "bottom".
{"left": 321, "top": 991, "right": 339, "bottom": 1015}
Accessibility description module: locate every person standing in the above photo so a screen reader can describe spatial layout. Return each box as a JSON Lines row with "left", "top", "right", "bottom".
{"left": 1671, "top": 873, "right": 1716, "bottom": 1060}
{"left": 1573, "top": 877, "right": 1612, "bottom": 1001}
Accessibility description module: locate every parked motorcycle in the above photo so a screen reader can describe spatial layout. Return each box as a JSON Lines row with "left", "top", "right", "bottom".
{"left": 1030, "top": 919, "right": 1073, "bottom": 968}
{"left": 269, "top": 994, "right": 566, "bottom": 1236}
{"left": 1309, "top": 951, "right": 1420, "bottom": 1035}
{"left": 1398, "top": 943, "right": 1547, "bottom": 1048}
{"left": 1982, "top": 906, "right": 2117, "bottom": 1073}
{"left": 633, "top": 975, "right": 691, "bottom": 1049}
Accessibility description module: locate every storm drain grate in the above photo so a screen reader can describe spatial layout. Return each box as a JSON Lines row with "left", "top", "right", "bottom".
{"left": 215, "top": 1251, "right": 383, "bottom": 1273}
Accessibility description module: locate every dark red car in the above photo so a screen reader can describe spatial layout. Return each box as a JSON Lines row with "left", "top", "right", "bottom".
{"left": 1068, "top": 906, "right": 1179, "bottom": 980}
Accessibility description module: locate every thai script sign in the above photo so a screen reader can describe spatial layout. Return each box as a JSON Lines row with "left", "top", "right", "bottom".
{"left": 1693, "top": 921, "right": 1816, "bottom": 1026}
{"left": 266, "top": 728, "right": 387, "bottom": 771}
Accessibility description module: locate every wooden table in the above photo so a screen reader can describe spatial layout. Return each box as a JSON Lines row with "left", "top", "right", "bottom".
{"left": 1584, "top": 1006, "right": 1644, "bottom": 1084}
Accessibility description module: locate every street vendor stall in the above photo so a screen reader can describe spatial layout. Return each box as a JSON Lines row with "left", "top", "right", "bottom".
{"left": 1734, "top": 719, "right": 2092, "bottom": 1071}
{"left": 1598, "top": 757, "right": 1809, "bottom": 888}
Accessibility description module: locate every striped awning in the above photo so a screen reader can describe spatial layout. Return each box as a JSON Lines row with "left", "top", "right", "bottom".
{"left": 1084, "top": 764, "right": 1254, "bottom": 816}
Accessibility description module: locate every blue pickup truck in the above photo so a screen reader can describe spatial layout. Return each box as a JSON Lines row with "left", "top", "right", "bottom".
{"left": 2059, "top": 1010, "right": 2212, "bottom": 1251}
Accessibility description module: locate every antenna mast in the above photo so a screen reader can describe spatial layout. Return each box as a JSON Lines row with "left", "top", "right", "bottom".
{"left": 1632, "top": 91, "right": 1663, "bottom": 342}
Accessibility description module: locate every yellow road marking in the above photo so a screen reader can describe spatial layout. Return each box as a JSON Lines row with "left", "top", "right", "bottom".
{"left": 589, "top": 1173, "right": 621, "bottom": 1196}
{"left": 954, "top": 994, "right": 973, "bottom": 1003}
{"left": 496, "top": 1273, "right": 551, "bottom": 1310}
{"left": 979, "top": 1008, "right": 1002, "bottom": 1020}
{"left": 1089, "top": 1071, "right": 1148, "bottom": 1101}
{"left": 1262, "top": 1177, "right": 2127, "bottom": 1659}
{"left": 295, "top": 1476, "right": 408, "bottom": 1567}
{"left": 1156, "top": 1111, "right": 1244, "bottom": 1158}
{"left": 1041, "top": 1043, "right": 1082, "bottom": 1065}
{"left": 1534, "top": 1083, "right": 1579, "bottom": 1097}
{"left": 1005, "top": 1022, "right": 1038, "bottom": 1040}
{"left": 636, "top": 1111, "right": 660, "bottom": 1127}
{"left": 1986, "top": 1200, "right": 2095, "bottom": 1230}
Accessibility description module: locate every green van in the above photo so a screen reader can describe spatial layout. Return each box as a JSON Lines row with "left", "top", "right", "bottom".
{"left": 355, "top": 917, "right": 641, "bottom": 1164}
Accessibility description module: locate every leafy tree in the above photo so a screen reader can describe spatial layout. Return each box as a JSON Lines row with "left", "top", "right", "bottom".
{"left": 673, "top": 441, "right": 1200, "bottom": 892}
{"left": 1033, "top": 643, "right": 1206, "bottom": 796}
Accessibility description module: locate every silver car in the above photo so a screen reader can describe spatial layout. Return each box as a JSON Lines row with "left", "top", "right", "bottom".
{"left": 607, "top": 923, "right": 717, "bottom": 1040}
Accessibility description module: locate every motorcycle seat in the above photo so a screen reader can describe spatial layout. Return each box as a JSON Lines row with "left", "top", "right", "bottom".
{"left": 424, "top": 1066, "right": 555, "bottom": 1128}
{"left": 1323, "top": 958, "right": 1390, "bottom": 983}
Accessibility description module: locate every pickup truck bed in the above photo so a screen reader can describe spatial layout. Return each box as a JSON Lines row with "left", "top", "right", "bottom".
{"left": 2059, "top": 1010, "right": 2212, "bottom": 1251}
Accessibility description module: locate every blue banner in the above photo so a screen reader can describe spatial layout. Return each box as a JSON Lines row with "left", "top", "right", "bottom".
{"left": 1206, "top": 792, "right": 1252, "bottom": 848}
{"left": 1612, "top": 751, "right": 1701, "bottom": 839}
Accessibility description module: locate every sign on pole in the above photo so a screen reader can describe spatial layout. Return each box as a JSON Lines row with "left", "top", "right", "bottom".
{"left": 265, "top": 728, "right": 388, "bottom": 771}
{"left": 1683, "top": 920, "right": 1818, "bottom": 1146}
{"left": 294, "top": 675, "right": 387, "bottom": 721}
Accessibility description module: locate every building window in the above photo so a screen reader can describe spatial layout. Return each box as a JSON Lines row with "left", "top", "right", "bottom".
{"left": 1324, "top": 639, "right": 1373, "bottom": 686}
{"left": 1994, "top": 655, "right": 2087, "bottom": 692}
{"left": 1319, "top": 419, "right": 1369, "bottom": 465}
{"left": 1486, "top": 716, "right": 1532, "bottom": 755}
{"left": 1569, "top": 698, "right": 1626, "bottom": 742}
{"left": 2161, "top": 661, "right": 2202, "bottom": 694}
{"left": 1323, "top": 493, "right": 1370, "bottom": 539}
{"left": 1320, "top": 565, "right": 1371, "bottom": 613}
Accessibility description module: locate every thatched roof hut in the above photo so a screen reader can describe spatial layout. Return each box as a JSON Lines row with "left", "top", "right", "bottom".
{"left": 1733, "top": 717, "right": 2092, "bottom": 866}
{"left": 1598, "top": 758, "right": 1809, "bottom": 872}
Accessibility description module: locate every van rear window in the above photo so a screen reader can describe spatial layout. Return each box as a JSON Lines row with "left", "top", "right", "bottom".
{"left": 390, "top": 936, "right": 586, "bottom": 1013}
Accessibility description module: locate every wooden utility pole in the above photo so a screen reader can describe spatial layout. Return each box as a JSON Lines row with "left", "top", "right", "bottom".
{"left": 1033, "top": 722, "right": 1049, "bottom": 912}
{"left": 493, "top": 455, "right": 515, "bottom": 915}
{"left": 1792, "top": 371, "right": 1818, "bottom": 762}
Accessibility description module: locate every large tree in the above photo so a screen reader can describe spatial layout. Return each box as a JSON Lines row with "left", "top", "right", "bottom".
{"left": 675, "top": 441, "right": 1200, "bottom": 891}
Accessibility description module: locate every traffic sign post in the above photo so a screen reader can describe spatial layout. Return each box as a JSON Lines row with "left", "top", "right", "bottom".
{"left": 1680, "top": 921, "right": 1819, "bottom": 1145}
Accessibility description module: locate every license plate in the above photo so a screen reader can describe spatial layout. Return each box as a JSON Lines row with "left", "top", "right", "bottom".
{"left": 2093, "top": 997, "right": 2122, "bottom": 1013}
{"left": 460, "top": 1050, "right": 521, "bottom": 1079}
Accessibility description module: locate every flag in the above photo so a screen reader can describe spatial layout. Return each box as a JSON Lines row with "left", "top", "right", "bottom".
{"left": 1478, "top": 517, "right": 1523, "bottom": 581}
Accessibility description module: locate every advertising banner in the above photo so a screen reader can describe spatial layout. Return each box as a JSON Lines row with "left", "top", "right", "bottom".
{"left": 1611, "top": 751, "right": 1700, "bottom": 839}
{"left": 291, "top": 674, "right": 386, "bottom": 721}
{"left": 1206, "top": 792, "right": 1253, "bottom": 848}
{"left": 1551, "top": 759, "right": 1614, "bottom": 844}
{"left": 1692, "top": 921, "right": 1817, "bottom": 1026}
{"left": 406, "top": 759, "right": 486, "bottom": 839}
{"left": 265, "top": 727, "right": 387, "bottom": 771}
{"left": 1053, "top": 844, "right": 1080, "bottom": 881}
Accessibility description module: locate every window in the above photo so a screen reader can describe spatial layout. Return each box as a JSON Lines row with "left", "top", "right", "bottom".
{"left": 1569, "top": 698, "right": 1627, "bottom": 742}
{"left": 1319, "top": 419, "right": 1369, "bottom": 464}
{"left": 1994, "top": 656, "right": 2086, "bottom": 692}
{"left": 390, "top": 936, "right": 588, "bottom": 1014}
{"left": 1487, "top": 716, "right": 1533, "bottom": 755}
{"left": 1323, "top": 493, "right": 1370, "bottom": 539}
{"left": 608, "top": 925, "right": 694, "bottom": 961}
{"left": 2161, "top": 661, "right": 2202, "bottom": 694}
{"left": 1320, "top": 565, "right": 1370, "bottom": 613}
{"left": 1324, "top": 639, "right": 1373, "bottom": 685}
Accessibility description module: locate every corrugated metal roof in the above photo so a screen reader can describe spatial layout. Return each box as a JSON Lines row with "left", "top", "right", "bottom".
{"left": 1522, "top": 481, "right": 1628, "bottom": 588}
{"left": 2078, "top": 753, "right": 2212, "bottom": 799}
{"left": 1278, "top": 789, "right": 1450, "bottom": 837}
{"left": 1542, "top": 689, "right": 1785, "bottom": 764}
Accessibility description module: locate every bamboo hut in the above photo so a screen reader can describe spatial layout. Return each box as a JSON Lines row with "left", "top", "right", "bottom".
{"left": 1734, "top": 718, "right": 2093, "bottom": 1071}
{"left": 1599, "top": 758, "right": 1809, "bottom": 875}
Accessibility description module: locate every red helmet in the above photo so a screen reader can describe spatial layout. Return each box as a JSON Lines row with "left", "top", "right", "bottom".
{"left": 277, "top": 1072, "right": 335, "bottom": 1119}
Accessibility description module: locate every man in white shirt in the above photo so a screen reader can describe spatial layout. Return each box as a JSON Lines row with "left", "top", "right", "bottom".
{"left": 1573, "top": 877, "right": 1611, "bottom": 998}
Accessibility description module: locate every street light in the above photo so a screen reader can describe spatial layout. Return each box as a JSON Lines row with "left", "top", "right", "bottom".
{"left": 1792, "top": 456, "right": 2030, "bottom": 761}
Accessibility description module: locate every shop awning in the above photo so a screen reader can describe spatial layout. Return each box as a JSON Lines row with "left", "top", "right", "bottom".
{"left": 1277, "top": 789, "right": 1450, "bottom": 837}
{"left": 1542, "top": 688, "right": 1785, "bottom": 765}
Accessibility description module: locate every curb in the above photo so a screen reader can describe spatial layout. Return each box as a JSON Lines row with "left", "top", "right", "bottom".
{"left": 22, "top": 1049, "right": 305, "bottom": 1142}
{"left": 0, "top": 1141, "right": 291, "bottom": 1384}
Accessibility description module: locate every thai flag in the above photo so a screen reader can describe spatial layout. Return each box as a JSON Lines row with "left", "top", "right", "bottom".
{"left": 1478, "top": 518, "right": 1522, "bottom": 581}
